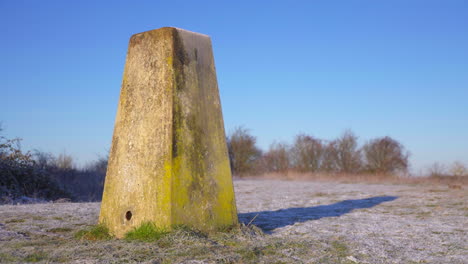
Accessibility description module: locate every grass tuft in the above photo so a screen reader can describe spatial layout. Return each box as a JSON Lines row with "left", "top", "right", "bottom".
{"left": 6, "top": 218, "right": 25, "bottom": 223}
{"left": 0, "top": 253, "right": 17, "bottom": 262}
{"left": 74, "top": 224, "right": 113, "bottom": 241}
{"left": 124, "top": 222, "right": 169, "bottom": 242}
{"left": 330, "top": 240, "right": 349, "bottom": 258}
{"left": 236, "top": 246, "right": 264, "bottom": 262}
{"left": 48, "top": 227, "right": 73, "bottom": 233}
{"left": 24, "top": 252, "right": 48, "bottom": 262}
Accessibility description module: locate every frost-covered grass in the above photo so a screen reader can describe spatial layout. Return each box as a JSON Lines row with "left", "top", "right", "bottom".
{"left": 0, "top": 179, "right": 466, "bottom": 263}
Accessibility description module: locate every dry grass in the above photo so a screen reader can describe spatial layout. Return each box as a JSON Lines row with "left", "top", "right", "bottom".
{"left": 238, "top": 171, "right": 468, "bottom": 187}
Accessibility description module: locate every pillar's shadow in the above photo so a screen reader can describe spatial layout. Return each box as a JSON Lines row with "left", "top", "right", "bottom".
{"left": 238, "top": 196, "right": 398, "bottom": 232}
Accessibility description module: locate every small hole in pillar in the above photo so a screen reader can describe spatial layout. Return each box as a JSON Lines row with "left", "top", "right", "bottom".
{"left": 125, "top": 211, "right": 132, "bottom": 221}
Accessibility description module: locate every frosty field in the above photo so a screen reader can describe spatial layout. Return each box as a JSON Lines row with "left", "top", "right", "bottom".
{"left": 0, "top": 179, "right": 466, "bottom": 263}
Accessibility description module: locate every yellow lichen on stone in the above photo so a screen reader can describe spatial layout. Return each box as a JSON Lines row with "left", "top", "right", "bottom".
{"left": 99, "top": 27, "right": 237, "bottom": 238}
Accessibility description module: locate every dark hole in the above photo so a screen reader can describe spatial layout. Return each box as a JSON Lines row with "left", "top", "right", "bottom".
{"left": 125, "top": 211, "right": 132, "bottom": 221}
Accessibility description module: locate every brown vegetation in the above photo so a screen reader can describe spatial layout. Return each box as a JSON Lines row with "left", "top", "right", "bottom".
{"left": 290, "top": 134, "right": 323, "bottom": 173}
{"left": 1, "top": 123, "right": 466, "bottom": 203}
{"left": 362, "top": 136, "right": 409, "bottom": 174}
{"left": 227, "top": 128, "right": 409, "bottom": 177}
{"left": 253, "top": 171, "right": 468, "bottom": 186}
{"left": 261, "top": 142, "right": 290, "bottom": 173}
{"left": 226, "top": 127, "right": 466, "bottom": 186}
{"left": 0, "top": 128, "right": 68, "bottom": 202}
{"left": 0, "top": 125, "right": 106, "bottom": 203}
{"left": 226, "top": 127, "right": 262, "bottom": 176}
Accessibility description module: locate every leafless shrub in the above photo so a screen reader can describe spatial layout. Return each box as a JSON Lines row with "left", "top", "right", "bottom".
{"left": 0, "top": 123, "right": 108, "bottom": 202}
{"left": 44, "top": 154, "right": 108, "bottom": 201}
{"left": 262, "top": 142, "right": 290, "bottom": 173}
{"left": 0, "top": 132, "right": 68, "bottom": 202}
{"left": 290, "top": 134, "right": 323, "bottom": 173}
{"left": 32, "top": 150, "right": 55, "bottom": 170}
{"left": 54, "top": 151, "right": 75, "bottom": 170}
{"left": 449, "top": 161, "right": 467, "bottom": 177}
{"left": 85, "top": 155, "right": 108, "bottom": 176}
{"left": 362, "top": 136, "right": 409, "bottom": 174}
{"left": 426, "top": 162, "right": 448, "bottom": 177}
{"left": 79, "top": 156, "right": 108, "bottom": 200}
{"left": 426, "top": 161, "right": 468, "bottom": 180}
{"left": 227, "top": 127, "right": 262, "bottom": 176}
{"left": 329, "top": 130, "right": 362, "bottom": 173}
{"left": 32, "top": 150, "right": 108, "bottom": 201}
{"left": 320, "top": 141, "right": 338, "bottom": 172}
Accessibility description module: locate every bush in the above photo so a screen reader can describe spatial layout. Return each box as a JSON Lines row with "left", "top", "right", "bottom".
{"left": 427, "top": 161, "right": 468, "bottom": 178}
{"left": 0, "top": 132, "right": 69, "bottom": 202}
{"left": 328, "top": 130, "right": 362, "bottom": 173}
{"left": 320, "top": 141, "right": 339, "bottom": 172}
{"left": 449, "top": 161, "right": 468, "bottom": 177}
{"left": 262, "top": 142, "right": 290, "bottom": 173}
{"left": 0, "top": 124, "right": 106, "bottom": 203}
{"left": 362, "top": 136, "right": 409, "bottom": 174}
{"left": 290, "top": 134, "right": 323, "bottom": 173}
{"left": 227, "top": 127, "right": 262, "bottom": 176}
{"left": 32, "top": 150, "right": 107, "bottom": 201}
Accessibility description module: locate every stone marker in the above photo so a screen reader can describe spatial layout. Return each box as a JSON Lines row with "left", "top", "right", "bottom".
{"left": 99, "top": 27, "right": 238, "bottom": 238}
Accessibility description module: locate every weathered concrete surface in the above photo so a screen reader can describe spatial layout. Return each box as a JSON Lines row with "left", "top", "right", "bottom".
{"left": 99, "top": 27, "right": 237, "bottom": 238}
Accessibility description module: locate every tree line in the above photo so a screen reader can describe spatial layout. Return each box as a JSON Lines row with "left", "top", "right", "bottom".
{"left": 0, "top": 125, "right": 413, "bottom": 202}
{"left": 227, "top": 127, "right": 410, "bottom": 176}
{"left": 1, "top": 124, "right": 466, "bottom": 203}
{"left": 1, "top": 125, "right": 106, "bottom": 202}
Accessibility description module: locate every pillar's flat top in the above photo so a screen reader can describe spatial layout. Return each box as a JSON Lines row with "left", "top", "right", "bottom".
{"left": 132, "top": 27, "right": 210, "bottom": 39}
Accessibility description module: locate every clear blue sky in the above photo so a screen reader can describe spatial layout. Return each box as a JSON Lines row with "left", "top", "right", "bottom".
{"left": 1, "top": 0, "right": 467, "bottom": 173}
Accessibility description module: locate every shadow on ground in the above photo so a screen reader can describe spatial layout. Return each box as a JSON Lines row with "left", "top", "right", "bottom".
{"left": 238, "top": 196, "right": 398, "bottom": 232}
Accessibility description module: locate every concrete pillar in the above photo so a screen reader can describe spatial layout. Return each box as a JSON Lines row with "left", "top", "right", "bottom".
{"left": 99, "top": 27, "right": 237, "bottom": 238}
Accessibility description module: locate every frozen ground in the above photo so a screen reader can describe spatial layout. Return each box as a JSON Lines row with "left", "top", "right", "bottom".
{"left": 236, "top": 180, "right": 467, "bottom": 263}
{"left": 0, "top": 179, "right": 467, "bottom": 263}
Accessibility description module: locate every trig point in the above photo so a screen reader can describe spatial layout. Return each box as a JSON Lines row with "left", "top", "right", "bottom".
{"left": 99, "top": 27, "right": 238, "bottom": 238}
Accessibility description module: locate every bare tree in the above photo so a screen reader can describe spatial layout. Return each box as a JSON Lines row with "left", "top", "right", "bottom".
{"left": 449, "top": 161, "right": 467, "bottom": 177}
{"left": 319, "top": 140, "right": 336, "bottom": 172}
{"left": 362, "top": 136, "right": 409, "bottom": 174}
{"left": 332, "top": 130, "right": 362, "bottom": 173}
{"left": 54, "top": 151, "right": 74, "bottom": 170}
{"left": 426, "top": 162, "right": 447, "bottom": 177}
{"left": 262, "top": 142, "right": 290, "bottom": 173}
{"left": 33, "top": 150, "right": 55, "bottom": 170}
{"left": 290, "top": 134, "right": 323, "bottom": 172}
{"left": 227, "top": 127, "right": 262, "bottom": 176}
